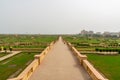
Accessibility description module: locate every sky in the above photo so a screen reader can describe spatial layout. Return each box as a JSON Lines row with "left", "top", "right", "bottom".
{"left": 0, "top": 0, "right": 120, "bottom": 34}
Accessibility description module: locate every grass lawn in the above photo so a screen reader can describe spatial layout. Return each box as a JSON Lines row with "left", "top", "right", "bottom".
{"left": 87, "top": 54, "right": 120, "bottom": 80}
{"left": 0, "top": 53, "right": 6, "bottom": 57}
{"left": 0, "top": 53, "right": 9, "bottom": 57}
{"left": 0, "top": 52, "right": 40, "bottom": 80}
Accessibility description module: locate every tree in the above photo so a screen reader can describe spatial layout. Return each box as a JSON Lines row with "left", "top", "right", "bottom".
{"left": 0, "top": 47, "right": 1, "bottom": 51}
{"left": 9, "top": 46, "right": 13, "bottom": 53}
{"left": 4, "top": 47, "right": 7, "bottom": 53}
{"left": 0, "top": 46, "right": 3, "bottom": 51}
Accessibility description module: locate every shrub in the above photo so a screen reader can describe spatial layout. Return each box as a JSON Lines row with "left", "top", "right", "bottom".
{"left": 9, "top": 46, "right": 13, "bottom": 52}
{"left": 3, "top": 47, "right": 7, "bottom": 53}
{"left": 95, "top": 48, "right": 120, "bottom": 54}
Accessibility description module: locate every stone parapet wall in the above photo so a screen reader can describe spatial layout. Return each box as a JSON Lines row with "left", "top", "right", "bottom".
{"left": 83, "top": 60, "right": 108, "bottom": 80}
{"left": 64, "top": 40, "right": 108, "bottom": 80}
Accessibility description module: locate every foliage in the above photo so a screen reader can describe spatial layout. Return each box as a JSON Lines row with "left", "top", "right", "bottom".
{"left": 9, "top": 47, "right": 12, "bottom": 52}
{"left": 95, "top": 48, "right": 120, "bottom": 53}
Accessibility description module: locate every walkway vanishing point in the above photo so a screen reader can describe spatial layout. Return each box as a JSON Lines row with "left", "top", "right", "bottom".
{"left": 30, "top": 37, "right": 92, "bottom": 80}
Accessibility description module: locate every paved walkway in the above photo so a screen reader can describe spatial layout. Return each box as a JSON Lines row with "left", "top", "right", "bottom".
{"left": 30, "top": 37, "right": 91, "bottom": 80}
{"left": 0, "top": 51, "right": 21, "bottom": 61}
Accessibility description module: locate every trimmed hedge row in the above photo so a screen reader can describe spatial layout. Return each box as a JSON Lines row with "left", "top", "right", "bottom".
{"left": 71, "top": 42, "right": 90, "bottom": 47}
{"left": 95, "top": 48, "right": 120, "bottom": 53}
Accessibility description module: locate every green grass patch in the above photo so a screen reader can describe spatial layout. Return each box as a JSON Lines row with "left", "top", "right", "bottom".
{"left": 0, "top": 52, "right": 40, "bottom": 80}
{"left": 0, "top": 52, "right": 9, "bottom": 57}
{"left": 87, "top": 54, "right": 120, "bottom": 80}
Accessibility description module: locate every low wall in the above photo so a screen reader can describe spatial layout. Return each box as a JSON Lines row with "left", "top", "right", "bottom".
{"left": 64, "top": 40, "right": 108, "bottom": 80}
{"left": 83, "top": 60, "right": 108, "bottom": 80}
{"left": 7, "top": 41, "right": 56, "bottom": 80}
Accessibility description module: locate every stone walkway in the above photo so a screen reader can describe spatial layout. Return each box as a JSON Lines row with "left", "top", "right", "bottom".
{"left": 30, "top": 37, "right": 91, "bottom": 80}
{"left": 0, "top": 51, "right": 21, "bottom": 61}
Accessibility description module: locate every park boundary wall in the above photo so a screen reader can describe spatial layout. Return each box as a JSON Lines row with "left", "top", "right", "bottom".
{"left": 7, "top": 40, "right": 57, "bottom": 80}
{"left": 63, "top": 39, "right": 108, "bottom": 80}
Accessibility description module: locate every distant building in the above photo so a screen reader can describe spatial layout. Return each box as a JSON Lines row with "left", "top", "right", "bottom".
{"left": 88, "top": 31, "right": 94, "bottom": 35}
{"left": 81, "top": 30, "right": 88, "bottom": 35}
{"left": 110, "top": 32, "right": 119, "bottom": 37}
{"left": 103, "top": 31, "right": 120, "bottom": 37}
{"left": 79, "top": 30, "right": 120, "bottom": 37}
{"left": 80, "top": 30, "right": 94, "bottom": 37}
{"left": 96, "top": 32, "right": 101, "bottom": 35}
{"left": 103, "top": 32, "right": 110, "bottom": 36}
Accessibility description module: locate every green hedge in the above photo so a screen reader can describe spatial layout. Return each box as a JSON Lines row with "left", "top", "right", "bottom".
{"left": 95, "top": 48, "right": 120, "bottom": 53}
{"left": 71, "top": 42, "right": 90, "bottom": 47}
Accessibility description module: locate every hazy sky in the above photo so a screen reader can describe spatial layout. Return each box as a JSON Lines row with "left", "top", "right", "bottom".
{"left": 0, "top": 0, "right": 120, "bottom": 34}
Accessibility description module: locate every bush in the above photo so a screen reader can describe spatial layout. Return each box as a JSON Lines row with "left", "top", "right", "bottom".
{"left": 95, "top": 48, "right": 120, "bottom": 54}
{"left": 9, "top": 46, "right": 13, "bottom": 52}
{"left": 76, "top": 43, "right": 90, "bottom": 46}
{"left": 3, "top": 47, "right": 7, "bottom": 53}
{"left": 95, "top": 48, "right": 98, "bottom": 51}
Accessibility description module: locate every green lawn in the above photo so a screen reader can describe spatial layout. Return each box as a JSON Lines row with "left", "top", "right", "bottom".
{"left": 0, "top": 52, "right": 40, "bottom": 80}
{"left": 0, "top": 53, "right": 6, "bottom": 57}
{"left": 0, "top": 53, "right": 8, "bottom": 57}
{"left": 87, "top": 54, "right": 120, "bottom": 80}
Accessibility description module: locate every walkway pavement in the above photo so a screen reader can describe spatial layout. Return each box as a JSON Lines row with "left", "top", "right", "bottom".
{"left": 0, "top": 51, "right": 21, "bottom": 61}
{"left": 30, "top": 37, "right": 91, "bottom": 80}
